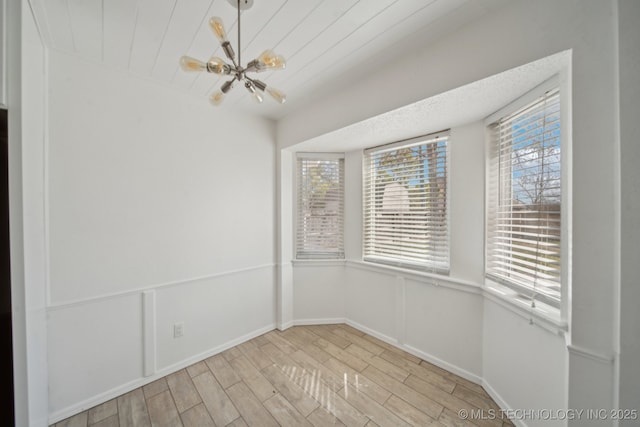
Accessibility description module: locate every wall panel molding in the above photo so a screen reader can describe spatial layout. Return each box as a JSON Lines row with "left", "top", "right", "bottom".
{"left": 47, "top": 263, "right": 276, "bottom": 311}
{"left": 567, "top": 344, "right": 615, "bottom": 365}
{"left": 48, "top": 322, "right": 275, "bottom": 425}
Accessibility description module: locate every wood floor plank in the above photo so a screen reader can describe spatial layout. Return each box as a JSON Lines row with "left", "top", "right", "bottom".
{"left": 185, "top": 361, "right": 209, "bottom": 378}
{"left": 307, "top": 407, "right": 347, "bottom": 427}
{"left": 336, "top": 324, "right": 367, "bottom": 337}
{"left": 142, "top": 378, "right": 168, "bottom": 400}
{"left": 222, "top": 346, "right": 244, "bottom": 362}
{"left": 146, "top": 390, "right": 182, "bottom": 427}
{"left": 206, "top": 354, "right": 242, "bottom": 389}
{"left": 345, "top": 344, "right": 409, "bottom": 382}
{"left": 302, "top": 342, "right": 333, "bottom": 363}
{"left": 192, "top": 371, "right": 240, "bottom": 427}
{"left": 261, "top": 343, "right": 307, "bottom": 383}
{"left": 332, "top": 328, "right": 385, "bottom": 355}
{"left": 438, "top": 408, "right": 478, "bottom": 427}
{"left": 87, "top": 398, "right": 117, "bottom": 424}
{"left": 452, "top": 384, "right": 501, "bottom": 413}
{"left": 166, "top": 369, "right": 202, "bottom": 413}
{"left": 263, "top": 393, "right": 313, "bottom": 427}
{"left": 252, "top": 333, "right": 271, "bottom": 347}
{"left": 179, "top": 403, "right": 215, "bottom": 427}
{"left": 261, "top": 363, "right": 320, "bottom": 417}
{"left": 290, "top": 349, "right": 345, "bottom": 393}
{"left": 404, "top": 375, "right": 501, "bottom": 427}
{"left": 338, "top": 384, "right": 410, "bottom": 427}
{"left": 265, "top": 330, "right": 299, "bottom": 354}
{"left": 362, "top": 365, "right": 443, "bottom": 419}
{"left": 323, "top": 357, "right": 392, "bottom": 405}
{"left": 306, "top": 380, "right": 369, "bottom": 427}
{"left": 237, "top": 341, "right": 273, "bottom": 370}
{"left": 280, "top": 328, "right": 316, "bottom": 348}
{"left": 226, "top": 417, "right": 249, "bottom": 427}
{"left": 383, "top": 394, "right": 439, "bottom": 426}
{"left": 361, "top": 335, "right": 422, "bottom": 365}
{"left": 117, "top": 388, "right": 151, "bottom": 427}
{"left": 290, "top": 326, "right": 325, "bottom": 344}
{"left": 228, "top": 354, "right": 278, "bottom": 401}
{"left": 307, "top": 325, "right": 352, "bottom": 349}
{"left": 379, "top": 350, "right": 456, "bottom": 393}
{"left": 91, "top": 415, "right": 119, "bottom": 427}
{"left": 55, "top": 411, "right": 88, "bottom": 427}
{"left": 316, "top": 339, "right": 369, "bottom": 372}
{"left": 419, "top": 360, "right": 487, "bottom": 397}
{"left": 226, "top": 381, "right": 279, "bottom": 427}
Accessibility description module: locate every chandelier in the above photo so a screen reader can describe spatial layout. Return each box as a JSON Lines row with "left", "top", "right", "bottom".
{"left": 179, "top": 0, "right": 287, "bottom": 106}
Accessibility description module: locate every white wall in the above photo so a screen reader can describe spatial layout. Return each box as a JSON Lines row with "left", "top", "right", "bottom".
{"left": 8, "top": 1, "right": 49, "bottom": 426}
{"left": 482, "top": 299, "right": 567, "bottom": 426}
{"left": 281, "top": 0, "right": 623, "bottom": 424}
{"left": 20, "top": 5, "right": 49, "bottom": 426}
{"left": 293, "top": 262, "right": 345, "bottom": 324}
{"left": 45, "top": 51, "right": 277, "bottom": 422}
{"left": 618, "top": 0, "right": 640, "bottom": 421}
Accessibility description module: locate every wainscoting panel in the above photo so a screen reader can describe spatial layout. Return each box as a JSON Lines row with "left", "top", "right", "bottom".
{"left": 47, "top": 265, "right": 276, "bottom": 424}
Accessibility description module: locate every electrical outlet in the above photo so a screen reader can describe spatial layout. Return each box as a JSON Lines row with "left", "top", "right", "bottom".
{"left": 173, "top": 322, "right": 184, "bottom": 338}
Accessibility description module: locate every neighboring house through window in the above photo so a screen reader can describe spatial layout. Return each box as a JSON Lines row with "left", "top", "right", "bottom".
{"left": 363, "top": 132, "right": 449, "bottom": 272}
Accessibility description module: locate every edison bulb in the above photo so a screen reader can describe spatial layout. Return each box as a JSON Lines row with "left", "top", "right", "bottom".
{"left": 209, "top": 17, "right": 228, "bottom": 42}
{"left": 251, "top": 91, "right": 264, "bottom": 104}
{"left": 258, "top": 49, "right": 275, "bottom": 64}
{"left": 209, "top": 91, "right": 225, "bottom": 106}
{"left": 179, "top": 56, "right": 206, "bottom": 72}
{"left": 272, "top": 55, "right": 286, "bottom": 70}
{"left": 266, "top": 87, "right": 286, "bottom": 104}
{"left": 207, "top": 56, "right": 227, "bottom": 74}
{"left": 257, "top": 50, "right": 286, "bottom": 70}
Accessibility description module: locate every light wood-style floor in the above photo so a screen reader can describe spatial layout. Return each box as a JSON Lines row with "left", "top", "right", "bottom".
{"left": 52, "top": 324, "right": 514, "bottom": 427}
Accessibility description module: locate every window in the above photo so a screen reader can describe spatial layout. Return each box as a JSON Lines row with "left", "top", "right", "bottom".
{"left": 363, "top": 132, "right": 449, "bottom": 272}
{"left": 296, "top": 153, "right": 344, "bottom": 259}
{"left": 486, "top": 87, "right": 561, "bottom": 307}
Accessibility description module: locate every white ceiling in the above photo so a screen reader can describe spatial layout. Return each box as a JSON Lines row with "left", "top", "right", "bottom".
{"left": 291, "top": 50, "right": 571, "bottom": 152}
{"left": 28, "top": 0, "right": 505, "bottom": 120}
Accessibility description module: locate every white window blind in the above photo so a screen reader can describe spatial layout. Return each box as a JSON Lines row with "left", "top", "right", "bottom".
{"left": 296, "top": 154, "right": 344, "bottom": 259}
{"left": 363, "top": 132, "right": 449, "bottom": 272}
{"left": 486, "top": 88, "right": 561, "bottom": 306}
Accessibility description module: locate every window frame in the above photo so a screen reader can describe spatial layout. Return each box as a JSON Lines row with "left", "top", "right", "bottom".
{"left": 484, "top": 74, "right": 571, "bottom": 316}
{"left": 295, "top": 152, "right": 345, "bottom": 260}
{"left": 362, "top": 131, "right": 450, "bottom": 273}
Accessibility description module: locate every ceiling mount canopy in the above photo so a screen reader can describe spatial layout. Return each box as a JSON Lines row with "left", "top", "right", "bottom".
{"left": 179, "top": 0, "right": 287, "bottom": 106}
{"left": 226, "top": 0, "right": 253, "bottom": 10}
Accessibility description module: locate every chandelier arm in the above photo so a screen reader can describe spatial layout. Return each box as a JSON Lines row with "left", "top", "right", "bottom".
{"left": 245, "top": 76, "right": 266, "bottom": 92}
{"left": 237, "top": 0, "right": 241, "bottom": 68}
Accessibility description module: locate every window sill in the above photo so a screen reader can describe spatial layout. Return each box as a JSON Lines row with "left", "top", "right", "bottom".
{"left": 482, "top": 281, "right": 568, "bottom": 336}
{"left": 347, "top": 260, "right": 481, "bottom": 295}
{"left": 291, "top": 259, "right": 347, "bottom": 268}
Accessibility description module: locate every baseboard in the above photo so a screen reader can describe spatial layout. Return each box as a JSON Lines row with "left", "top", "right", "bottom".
{"left": 277, "top": 320, "right": 295, "bottom": 331}
{"left": 48, "top": 323, "right": 276, "bottom": 425}
{"left": 344, "top": 319, "right": 399, "bottom": 348}
{"left": 345, "top": 319, "right": 483, "bottom": 386}
{"left": 481, "top": 380, "right": 527, "bottom": 427}
{"left": 403, "top": 344, "right": 483, "bottom": 386}
{"left": 294, "top": 317, "right": 346, "bottom": 326}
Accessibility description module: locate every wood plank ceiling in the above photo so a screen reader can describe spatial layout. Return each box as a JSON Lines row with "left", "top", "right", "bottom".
{"left": 28, "top": 0, "right": 498, "bottom": 120}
